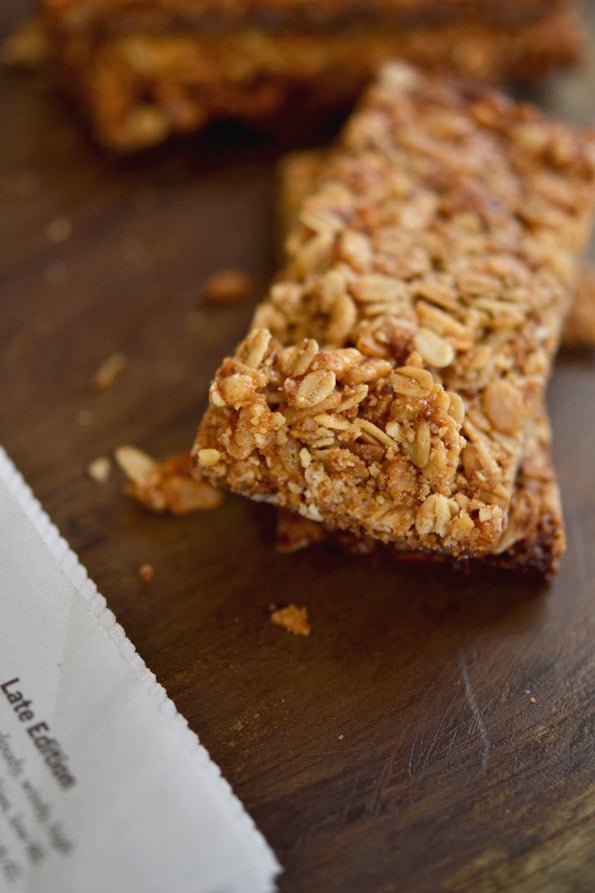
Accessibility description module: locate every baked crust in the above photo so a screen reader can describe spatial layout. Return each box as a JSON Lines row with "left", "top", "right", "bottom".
{"left": 192, "top": 64, "right": 595, "bottom": 570}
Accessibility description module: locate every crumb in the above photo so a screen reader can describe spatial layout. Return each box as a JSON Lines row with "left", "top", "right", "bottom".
{"left": 530, "top": 696, "right": 537, "bottom": 704}
{"left": 1, "top": 18, "right": 49, "bottom": 69}
{"left": 76, "top": 408, "right": 94, "bottom": 427}
{"left": 46, "top": 217, "right": 72, "bottom": 244}
{"left": 44, "top": 260, "right": 67, "bottom": 284}
{"left": 338, "top": 734, "right": 344, "bottom": 740}
{"left": 87, "top": 455, "right": 111, "bottom": 484}
{"left": 202, "top": 269, "right": 254, "bottom": 305}
{"left": 270, "top": 604, "right": 311, "bottom": 636}
{"left": 115, "top": 446, "right": 223, "bottom": 515}
{"left": 92, "top": 352, "right": 128, "bottom": 391}
{"left": 138, "top": 563, "right": 155, "bottom": 583}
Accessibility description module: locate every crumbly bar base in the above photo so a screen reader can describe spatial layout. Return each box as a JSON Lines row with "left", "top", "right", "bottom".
{"left": 276, "top": 405, "right": 565, "bottom": 575}
{"left": 47, "top": 6, "right": 581, "bottom": 151}
{"left": 193, "top": 64, "right": 595, "bottom": 565}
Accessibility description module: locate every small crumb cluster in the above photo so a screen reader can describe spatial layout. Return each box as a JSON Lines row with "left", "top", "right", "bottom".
{"left": 115, "top": 446, "right": 222, "bottom": 515}
{"left": 270, "top": 604, "right": 311, "bottom": 637}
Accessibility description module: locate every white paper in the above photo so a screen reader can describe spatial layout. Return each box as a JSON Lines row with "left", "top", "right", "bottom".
{"left": 0, "top": 446, "right": 280, "bottom": 893}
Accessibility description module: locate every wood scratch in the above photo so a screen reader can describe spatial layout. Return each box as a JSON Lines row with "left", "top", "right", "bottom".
{"left": 367, "top": 740, "right": 399, "bottom": 816}
{"left": 408, "top": 740, "right": 416, "bottom": 778}
{"left": 459, "top": 652, "right": 491, "bottom": 769}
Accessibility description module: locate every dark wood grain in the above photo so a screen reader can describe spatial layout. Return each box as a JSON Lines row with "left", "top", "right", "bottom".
{"left": 2, "top": 3, "right": 595, "bottom": 890}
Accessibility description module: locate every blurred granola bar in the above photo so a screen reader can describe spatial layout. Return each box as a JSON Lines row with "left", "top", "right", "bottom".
{"left": 38, "top": 0, "right": 583, "bottom": 151}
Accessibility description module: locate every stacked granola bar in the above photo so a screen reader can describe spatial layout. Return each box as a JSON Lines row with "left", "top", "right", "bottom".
{"left": 39, "top": 0, "right": 582, "bottom": 151}
{"left": 192, "top": 63, "right": 595, "bottom": 574}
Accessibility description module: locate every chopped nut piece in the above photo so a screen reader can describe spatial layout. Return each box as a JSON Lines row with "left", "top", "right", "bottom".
{"left": 92, "top": 352, "right": 128, "bottom": 391}
{"left": 87, "top": 455, "right": 111, "bottom": 484}
{"left": 116, "top": 448, "right": 223, "bottom": 515}
{"left": 202, "top": 269, "right": 255, "bottom": 305}
{"left": 138, "top": 563, "right": 155, "bottom": 583}
{"left": 270, "top": 604, "right": 311, "bottom": 637}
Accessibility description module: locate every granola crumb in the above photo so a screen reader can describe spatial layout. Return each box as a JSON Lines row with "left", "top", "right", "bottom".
{"left": 338, "top": 734, "right": 344, "bottom": 740}
{"left": 270, "top": 604, "right": 311, "bottom": 636}
{"left": 202, "top": 269, "right": 254, "bottom": 305}
{"left": 87, "top": 455, "right": 111, "bottom": 484}
{"left": 138, "top": 563, "right": 155, "bottom": 583}
{"left": 92, "top": 352, "right": 128, "bottom": 391}
{"left": 115, "top": 446, "right": 223, "bottom": 515}
{"left": 46, "top": 217, "right": 72, "bottom": 245}
{"left": 530, "top": 696, "right": 537, "bottom": 704}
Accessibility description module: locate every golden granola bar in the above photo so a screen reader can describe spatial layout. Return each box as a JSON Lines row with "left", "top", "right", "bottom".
{"left": 40, "top": 1, "right": 582, "bottom": 151}
{"left": 273, "top": 151, "right": 595, "bottom": 574}
{"left": 192, "top": 64, "right": 595, "bottom": 564}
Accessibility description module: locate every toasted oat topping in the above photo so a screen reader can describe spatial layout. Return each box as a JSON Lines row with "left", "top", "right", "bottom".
{"left": 193, "top": 64, "right": 595, "bottom": 560}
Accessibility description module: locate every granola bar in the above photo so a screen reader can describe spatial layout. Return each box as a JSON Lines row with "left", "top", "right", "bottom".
{"left": 274, "top": 148, "right": 583, "bottom": 574}
{"left": 192, "top": 64, "right": 595, "bottom": 566}
{"left": 40, "top": 1, "right": 582, "bottom": 151}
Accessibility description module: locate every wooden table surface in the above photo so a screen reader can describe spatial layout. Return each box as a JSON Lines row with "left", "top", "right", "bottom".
{"left": 2, "top": 3, "right": 595, "bottom": 891}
